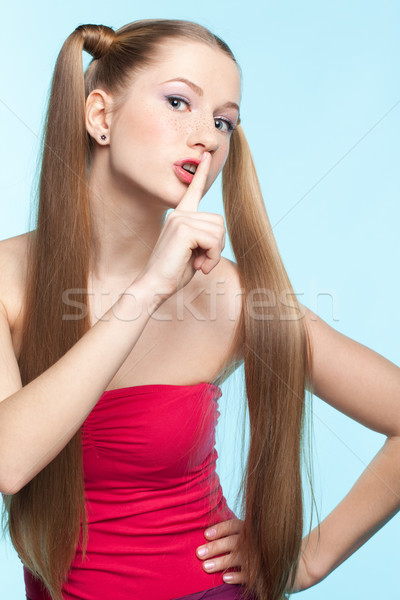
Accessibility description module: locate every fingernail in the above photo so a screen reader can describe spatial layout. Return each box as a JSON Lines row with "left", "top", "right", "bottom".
{"left": 201, "top": 152, "right": 208, "bottom": 162}
{"left": 205, "top": 528, "right": 216, "bottom": 537}
{"left": 206, "top": 529, "right": 217, "bottom": 537}
{"left": 197, "top": 546, "right": 208, "bottom": 557}
{"left": 223, "top": 574, "right": 234, "bottom": 582}
{"left": 204, "top": 560, "right": 215, "bottom": 571}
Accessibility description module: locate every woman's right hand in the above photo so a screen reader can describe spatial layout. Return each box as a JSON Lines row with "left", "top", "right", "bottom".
{"left": 135, "top": 151, "right": 226, "bottom": 303}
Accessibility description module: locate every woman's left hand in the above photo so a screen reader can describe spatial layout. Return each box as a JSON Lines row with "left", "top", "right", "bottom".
{"left": 196, "top": 520, "right": 321, "bottom": 591}
{"left": 196, "top": 518, "right": 244, "bottom": 584}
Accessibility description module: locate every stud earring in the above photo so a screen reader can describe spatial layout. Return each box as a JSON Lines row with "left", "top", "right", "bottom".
{"left": 100, "top": 134, "right": 107, "bottom": 140}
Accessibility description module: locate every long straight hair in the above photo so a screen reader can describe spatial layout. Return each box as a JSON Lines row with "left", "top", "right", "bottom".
{"left": 2, "top": 20, "right": 314, "bottom": 600}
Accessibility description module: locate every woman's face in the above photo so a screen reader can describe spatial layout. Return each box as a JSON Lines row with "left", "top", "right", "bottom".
{"left": 101, "top": 39, "right": 241, "bottom": 207}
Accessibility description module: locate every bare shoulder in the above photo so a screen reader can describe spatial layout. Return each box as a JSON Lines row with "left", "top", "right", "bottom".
{"left": 212, "top": 256, "right": 243, "bottom": 327}
{"left": 213, "top": 257, "right": 244, "bottom": 372}
{"left": 190, "top": 256, "right": 244, "bottom": 375}
{"left": 217, "top": 256, "right": 242, "bottom": 287}
{"left": 0, "top": 230, "right": 32, "bottom": 262}
{"left": 192, "top": 255, "right": 243, "bottom": 318}
{"left": 0, "top": 231, "right": 33, "bottom": 330}
{"left": 197, "top": 255, "right": 242, "bottom": 290}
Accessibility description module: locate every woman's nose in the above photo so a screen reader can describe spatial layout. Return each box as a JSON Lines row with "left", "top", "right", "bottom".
{"left": 186, "top": 116, "right": 220, "bottom": 153}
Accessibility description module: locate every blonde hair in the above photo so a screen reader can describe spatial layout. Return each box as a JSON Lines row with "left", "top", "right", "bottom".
{"left": 2, "top": 19, "right": 314, "bottom": 600}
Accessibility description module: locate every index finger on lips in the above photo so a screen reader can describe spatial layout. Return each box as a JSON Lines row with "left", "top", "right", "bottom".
{"left": 177, "top": 152, "right": 211, "bottom": 212}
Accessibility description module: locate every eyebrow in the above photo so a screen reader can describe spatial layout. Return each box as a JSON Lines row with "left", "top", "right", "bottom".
{"left": 160, "top": 77, "right": 240, "bottom": 113}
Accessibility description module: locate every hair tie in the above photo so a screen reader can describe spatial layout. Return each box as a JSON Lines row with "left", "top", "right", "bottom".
{"left": 76, "top": 24, "right": 116, "bottom": 60}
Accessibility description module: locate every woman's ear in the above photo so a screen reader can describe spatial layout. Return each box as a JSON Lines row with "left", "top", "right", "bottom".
{"left": 85, "top": 89, "right": 113, "bottom": 145}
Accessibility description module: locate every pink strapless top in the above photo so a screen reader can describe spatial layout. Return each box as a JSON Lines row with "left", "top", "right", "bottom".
{"left": 24, "top": 383, "right": 236, "bottom": 600}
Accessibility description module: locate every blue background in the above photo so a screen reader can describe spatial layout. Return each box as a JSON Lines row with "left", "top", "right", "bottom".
{"left": 1, "top": 1, "right": 399, "bottom": 598}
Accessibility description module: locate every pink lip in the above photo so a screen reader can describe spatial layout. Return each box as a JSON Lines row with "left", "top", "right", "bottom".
{"left": 173, "top": 157, "right": 201, "bottom": 185}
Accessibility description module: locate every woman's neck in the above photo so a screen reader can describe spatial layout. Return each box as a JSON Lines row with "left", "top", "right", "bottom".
{"left": 87, "top": 162, "right": 167, "bottom": 283}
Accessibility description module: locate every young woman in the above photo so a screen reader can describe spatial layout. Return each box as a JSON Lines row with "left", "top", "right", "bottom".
{"left": 0, "top": 18, "right": 399, "bottom": 600}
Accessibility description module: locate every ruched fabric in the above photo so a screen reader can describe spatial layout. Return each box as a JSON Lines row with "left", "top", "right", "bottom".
{"left": 24, "top": 383, "right": 237, "bottom": 600}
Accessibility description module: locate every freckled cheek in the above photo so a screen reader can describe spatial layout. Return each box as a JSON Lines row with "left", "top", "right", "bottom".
{"left": 134, "top": 107, "right": 183, "bottom": 145}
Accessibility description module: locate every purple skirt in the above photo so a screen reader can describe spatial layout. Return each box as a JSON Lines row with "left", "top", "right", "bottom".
{"left": 28, "top": 583, "right": 252, "bottom": 600}
{"left": 173, "top": 583, "right": 250, "bottom": 599}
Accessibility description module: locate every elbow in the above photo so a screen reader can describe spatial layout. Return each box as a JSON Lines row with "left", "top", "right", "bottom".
{"left": 0, "top": 437, "right": 31, "bottom": 495}
{"left": 0, "top": 480, "right": 18, "bottom": 496}
{"left": 387, "top": 434, "right": 400, "bottom": 445}
{"left": 0, "top": 463, "right": 26, "bottom": 495}
{"left": 0, "top": 474, "right": 21, "bottom": 496}
{"left": 0, "top": 478, "right": 25, "bottom": 496}
{"left": 382, "top": 435, "right": 400, "bottom": 462}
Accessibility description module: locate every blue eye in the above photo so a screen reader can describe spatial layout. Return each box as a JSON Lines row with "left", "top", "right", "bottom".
{"left": 214, "top": 118, "right": 234, "bottom": 133}
{"left": 166, "top": 95, "right": 190, "bottom": 111}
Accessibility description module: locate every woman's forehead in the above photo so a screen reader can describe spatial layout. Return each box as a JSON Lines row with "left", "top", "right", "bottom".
{"left": 134, "top": 39, "right": 242, "bottom": 101}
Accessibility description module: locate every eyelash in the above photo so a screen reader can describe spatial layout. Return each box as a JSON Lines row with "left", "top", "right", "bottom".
{"left": 165, "top": 95, "right": 235, "bottom": 133}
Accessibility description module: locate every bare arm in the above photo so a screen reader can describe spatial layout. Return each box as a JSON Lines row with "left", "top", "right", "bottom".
{"left": 0, "top": 283, "right": 159, "bottom": 495}
{"left": 300, "top": 306, "right": 400, "bottom": 585}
